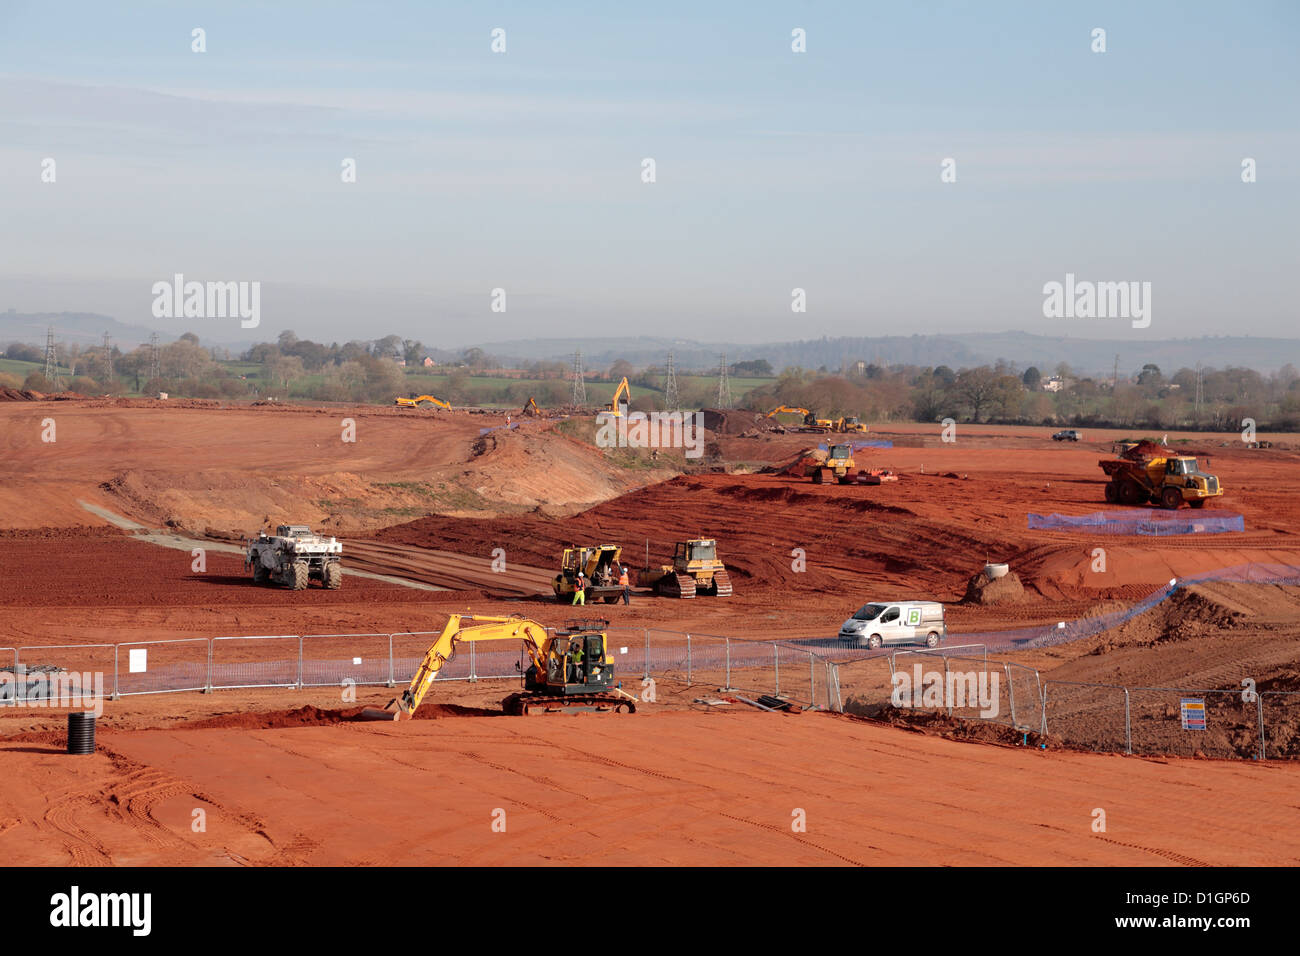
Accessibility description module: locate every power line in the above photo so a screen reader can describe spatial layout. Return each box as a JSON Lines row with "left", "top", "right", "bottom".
{"left": 43, "top": 327, "right": 61, "bottom": 387}
{"left": 571, "top": 349, "right": 586, "bottom": 406}
{"left": 716, "top": 352, "right": 732, "bottom": 409}
{"left": 664, "top": 351, "right": 679, "bottom": 410}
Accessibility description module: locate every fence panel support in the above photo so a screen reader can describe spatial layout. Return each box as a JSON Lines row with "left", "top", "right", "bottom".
{"left": 1123, "top": 688, "right": 1132, "bottom": 754}
{"left": 1258, "top": 694, "right": 1267, "bottom": 760}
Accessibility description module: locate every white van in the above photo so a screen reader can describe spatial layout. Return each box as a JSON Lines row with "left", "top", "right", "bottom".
{"left": 839, "top": 601, "right": 945, "bottom": 649}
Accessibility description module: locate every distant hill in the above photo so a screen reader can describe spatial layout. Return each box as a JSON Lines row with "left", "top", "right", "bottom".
{"left": 474, "top": 332, "right": 1300, "bottom": 377}
{"left": 0, "top": 310, "right": 167, "bottom": 350}
{"left": 7, "top": 311, "right": 1298, "bottom": 379}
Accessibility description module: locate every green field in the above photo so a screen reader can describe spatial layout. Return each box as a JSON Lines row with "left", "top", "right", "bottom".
{"left": 0, "top": 357, "right": 55, "bottom": 379}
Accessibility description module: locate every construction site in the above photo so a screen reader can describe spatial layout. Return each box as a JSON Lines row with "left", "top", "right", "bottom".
{"left": 1, "top": 393, "right": 1298, "bottom": 867}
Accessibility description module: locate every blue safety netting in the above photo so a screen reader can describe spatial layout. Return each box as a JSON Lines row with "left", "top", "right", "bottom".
{"left": 1027, "top": 509, "right": 1244, "bottom": 535}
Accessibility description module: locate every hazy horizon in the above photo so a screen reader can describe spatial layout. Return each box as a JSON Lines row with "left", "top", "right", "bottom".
{"left": 2, "top": 1, "right": 1297, "bottom": 345}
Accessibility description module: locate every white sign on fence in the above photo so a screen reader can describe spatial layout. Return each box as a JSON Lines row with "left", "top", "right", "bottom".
{"left": 129, "top": 648, "right": 147, "bottom": 673}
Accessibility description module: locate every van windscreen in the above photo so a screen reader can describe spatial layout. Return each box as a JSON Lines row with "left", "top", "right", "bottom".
{"left": 853, "top": 604, "right": 885, "bottom": 621}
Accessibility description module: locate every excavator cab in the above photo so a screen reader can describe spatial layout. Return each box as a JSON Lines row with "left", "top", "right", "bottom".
{"left": 531, "top": 623, "right": 614, "bottom": 696}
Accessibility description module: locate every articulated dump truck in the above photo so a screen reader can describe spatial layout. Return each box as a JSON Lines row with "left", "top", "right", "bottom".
{"left": 1099, "top": 441, "right": 1223, "bottom": 509}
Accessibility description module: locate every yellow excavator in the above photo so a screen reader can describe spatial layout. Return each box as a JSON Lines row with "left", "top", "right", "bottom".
{"left": 520, "top": 396, "right": 541, "bottom": 417}
{"left": 362, "top": 614, "right": 635, "bottom": 718}
{"left": 606, "top": 377, "right": 631, "bottom": 417}
{"left": 395, "top": 394, "right": 451, "bottom": 409}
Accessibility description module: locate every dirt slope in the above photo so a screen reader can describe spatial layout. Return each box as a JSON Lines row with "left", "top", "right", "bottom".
{"left": 0, "top": 401, "right": 674, "bottom": 532}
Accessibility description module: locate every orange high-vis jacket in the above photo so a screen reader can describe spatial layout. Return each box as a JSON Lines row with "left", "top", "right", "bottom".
{"left": 618, "top": 569, "right": 629, "bottom": 586}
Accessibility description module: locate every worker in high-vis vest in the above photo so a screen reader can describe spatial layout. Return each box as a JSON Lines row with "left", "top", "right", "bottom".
{"left": 568, "top": 639, "right": 585, "bottom": 682}
{"left": 572, "top": 571, "right": 586, "bottom": 605}
{"left": 619, "top": 565, "right": 631, "bottom": 605}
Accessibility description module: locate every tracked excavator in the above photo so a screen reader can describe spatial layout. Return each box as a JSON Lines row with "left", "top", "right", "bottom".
{"left": 637, "top": 538, "right": 733, "bottom": 598}
{"left": 361, "top": 614, "right": 635, "bottom": 718}
{"left": 606, "top": 377, "right": 631, "bottom": 417}
{"left": 395, "top": 394, "right": 451, "bottom": 409}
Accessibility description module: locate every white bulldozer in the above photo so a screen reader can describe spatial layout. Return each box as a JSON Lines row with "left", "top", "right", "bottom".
{"left": 245, "top": 525, "right": 343, "bottom": 590}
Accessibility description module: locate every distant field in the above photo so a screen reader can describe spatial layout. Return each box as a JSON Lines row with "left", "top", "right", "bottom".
{"left": 0, "top": 354, "right": 773, "bottom": 407}
{"left": 0, "top": 357, "right": 54, "bottom": 378}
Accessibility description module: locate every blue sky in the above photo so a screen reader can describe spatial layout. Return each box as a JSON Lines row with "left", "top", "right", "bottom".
{"left": 1, "top": 0, "right": 1296, "bottom": 347}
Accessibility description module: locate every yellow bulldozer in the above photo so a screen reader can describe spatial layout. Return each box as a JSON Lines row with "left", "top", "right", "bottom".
{"left": 395, "top": 394, "right": 451, "bottom": 409}
{"left": 361, "top": 614, "right": 635, "bottom": 718}
{"left": 553, "top": 544, "right": 625, "bottom": 603}
{"left": 793, "top": 442, "right": 858, "bottom": 484}
{"left": 637, "top": 538, "right": 733, "bottom": 599}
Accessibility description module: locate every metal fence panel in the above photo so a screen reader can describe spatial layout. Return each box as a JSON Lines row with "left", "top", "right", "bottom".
{"left": 14, "top": 644, "right": 115, "bottom": 704}
{"left": 644, "top": 628, "right": 691, "bottom": 681}
{"left": 299, "top": 633, "right": 393, "bottom": 688}
{"left": 832, "top": 655, "right": 894, "bottom": 716}
{"left": 1005, "top": 662, "right": 1044, "bottom": 733}
{"left": 1127, "top": 688, "right": 1259, "bottom": 759}
{"left": 115, "top": 638, "right": 210, "bottom": 696}
{"left": 210, "top": 635, "right": 300, "bottom": 690}
{"left": 390, "top": 631, "right": 473, "bottom": 685}
{"left": 1043, "top": 681, "right": 1131, "bottom": 753}
{"left": 602, "top": 628, "right": 647, "bottom": 685}
{"left": 1261, "top": 692, "right": 1300, "bottom": 759}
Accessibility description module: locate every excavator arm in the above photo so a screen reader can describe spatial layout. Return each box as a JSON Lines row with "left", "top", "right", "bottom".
{"left": 385, "top": 615, "right": 551, "bottom": 717}
{"left": 607, "top": 377, "right": 631, "bottom": 416}
{"left": 766, "top": 405, "right": 810, "bottom": 418}
{"left": 395, "top": 394, "right": 451, "bottom": 409}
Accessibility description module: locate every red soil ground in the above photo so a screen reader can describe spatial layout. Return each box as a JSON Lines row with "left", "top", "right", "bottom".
{"left": 2, "top": 400, "right": 1299, "bottom": 866}
{"left": 3, "top": 709, "right": 1296, "bottom": 866}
